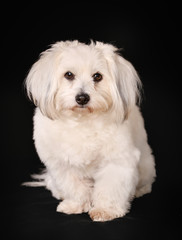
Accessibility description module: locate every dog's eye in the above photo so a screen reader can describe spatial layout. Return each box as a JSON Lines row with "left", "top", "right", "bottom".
{"left": 93, "top": 72, "right": 103, "bottom": 82}
{"left": 64, "top": 71, "right": 75, "bottom": 81}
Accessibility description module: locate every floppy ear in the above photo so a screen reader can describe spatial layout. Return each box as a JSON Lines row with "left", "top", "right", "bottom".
{"left": 95, "top": 41, "right": 142, "bottom": 120}
{"left": 25, "top": 44, "right": 62, "bottom": 119}
{"left": 114, "top": 53, "right": 142, "bottom": 119}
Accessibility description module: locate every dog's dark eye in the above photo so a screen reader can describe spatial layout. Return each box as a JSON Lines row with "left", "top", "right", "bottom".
{"left": 64, "top": 71, "right": 75, "bottom": 81}
{"left": 93, "top": 72, "right": 103, "bottom": 82}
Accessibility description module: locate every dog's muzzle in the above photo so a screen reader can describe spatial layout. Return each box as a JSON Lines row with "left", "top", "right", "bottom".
{"left": 75, "top": 93, "right": 90, "bottom": 105}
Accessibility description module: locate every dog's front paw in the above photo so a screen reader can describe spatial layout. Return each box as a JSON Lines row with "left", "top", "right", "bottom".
{"left": 89, "top": 207, "right": 126, "bottom": 222}
{"left": 57, "top": 199, "right": 91, "bottom": 214}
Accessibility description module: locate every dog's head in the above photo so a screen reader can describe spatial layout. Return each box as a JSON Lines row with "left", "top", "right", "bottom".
{"left": 25, "top": 40, "right": 141, "bottom": 121}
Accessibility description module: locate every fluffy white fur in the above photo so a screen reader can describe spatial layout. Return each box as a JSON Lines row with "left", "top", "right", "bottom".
{"left": 25, "top": 40, "right": 156, "bottom": 221}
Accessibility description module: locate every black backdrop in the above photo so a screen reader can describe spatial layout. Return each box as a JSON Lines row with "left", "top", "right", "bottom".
{"left": 2, "top": 2, "right": 181, "bottom": 240}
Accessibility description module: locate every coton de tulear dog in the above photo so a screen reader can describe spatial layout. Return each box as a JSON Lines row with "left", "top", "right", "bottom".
{"left": 25, "top": 40, "right": 156, "bottom": 222}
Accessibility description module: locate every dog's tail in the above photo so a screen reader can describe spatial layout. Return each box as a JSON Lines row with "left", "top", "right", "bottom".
{"left": 22, "top": 170, "right": 47, "bottom": 187}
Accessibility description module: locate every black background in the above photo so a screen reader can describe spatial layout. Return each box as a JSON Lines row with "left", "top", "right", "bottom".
{"left": 2, "top": 2, "right": 181, "bottom": 240}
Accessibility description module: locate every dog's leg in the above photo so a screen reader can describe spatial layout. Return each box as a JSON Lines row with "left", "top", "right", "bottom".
{"left": 55, "top": 168, "right": 93, "bottom": 214}
{"left": 135, "top": 145, "right": 156, "bottom": 198}
{"left": 89, "top": 163, "right": 139, "bottom": 221}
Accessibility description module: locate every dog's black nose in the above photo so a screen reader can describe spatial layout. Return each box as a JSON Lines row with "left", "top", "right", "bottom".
{"left": 75, "top": 93, "right": 90, "bottom": 105}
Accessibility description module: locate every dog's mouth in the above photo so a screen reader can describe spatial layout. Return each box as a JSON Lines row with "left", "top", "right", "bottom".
{"left": 71, "top": 105, "right": 94, "bottom": 113}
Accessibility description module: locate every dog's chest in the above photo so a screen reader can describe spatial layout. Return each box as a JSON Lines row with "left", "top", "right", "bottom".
{"left": 38, "top": 118, "right": 118, "bottom": 167}
{"left": 56, "top": 124, "right": 105, "bottom": 165}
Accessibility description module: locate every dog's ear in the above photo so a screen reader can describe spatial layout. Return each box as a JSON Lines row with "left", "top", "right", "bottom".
{"left": 95, "top": 42, "right": 142, "bottom": 120}
{"left": 113, "top": 53, "right": 142, "bottom": 119}
{"left": 25, "top": 42, "right": 67, "bottom": 119}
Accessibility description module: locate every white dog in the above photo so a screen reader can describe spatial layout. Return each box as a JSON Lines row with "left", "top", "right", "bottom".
{"left": 25, "top": 40, "right": 156, "bottom": 222}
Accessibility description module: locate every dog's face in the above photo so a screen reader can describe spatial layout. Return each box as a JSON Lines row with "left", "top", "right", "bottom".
{"left": 26, "top": 41, "right": 141, "bottom": 121}
{"left": 55, "top": 44, "right": 113, "bottom": 115}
